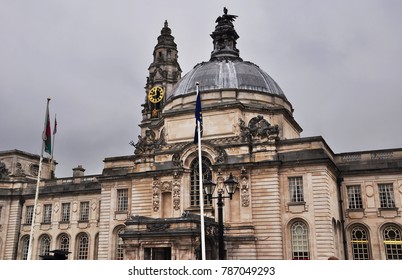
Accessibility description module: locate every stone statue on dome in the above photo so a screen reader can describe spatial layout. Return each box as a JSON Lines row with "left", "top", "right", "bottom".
{"left": 215, "top": 7, "right": 238, "bottom": 23}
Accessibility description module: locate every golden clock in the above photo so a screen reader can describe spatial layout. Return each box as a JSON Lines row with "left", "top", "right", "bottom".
{"left": 148, "top": 86, "right": 165, "bottom": 103}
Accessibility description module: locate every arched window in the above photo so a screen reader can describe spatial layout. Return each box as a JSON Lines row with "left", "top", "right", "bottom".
{"left": 58, "top": 233, "right": 70, "bottom": 256}
{"left": 190, "top": 156, "right": 212, "bottom": 207}
{"left": 77, "top": 233, "right": 89, "bottom": 260}
{"left": 291, "top": 221, "right": 309, "bottom": 260}
{"left": 116, "top": 228, "right": 125, "bottom": 260}
{"left": 39, "top": 234, "right": 51, "bottom": 257}
{"left": 383, "top": 225, "right": 402, "bottom": 259}
{"left": 21, "top": 236, "right": 30, "bottom": 260}
{"left": 350, "top": 225, "right": 370, "bottom": 260}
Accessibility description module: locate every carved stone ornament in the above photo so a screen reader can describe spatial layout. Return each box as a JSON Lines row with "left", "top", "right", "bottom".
{"left": 15, "top": 162, "right": 25, "bottom": 177}
{"left": 30, "top": 164, "right": 39, "bottom": 176}
{"left": 153, "top": 179, "right": 179, "bottom": 212}
{"left": 147, "top": 223, "right": 170, "bottom": 232}
{"left": 206, "top": 224, "right": 218, "bottom": 237}
{"left": 173, "top": 180, "right": 181, "bottom": 211}
{"left": 193, "top": 236, "right": 201, "bottom": 260}
{"left": 133, "top": 129, "right": 156, "bottom": 155}
{"left": 215, "top": 148, "right": 227, "bottom": 164}
{"left": 248, "top": 115, "right": 279, "bottom": 141}
{"left": 239, "top": 118, "right": 251, "bottom": 143}
{"left": 240, "top": 175, "right": 250, "bottom": 207}
{"left": 91, "top": 201, "right": 97, "bottom": 211}
{"left": 216, "top": 175, "right": 225, "bottom": 195}
{"left": 161, "top": 181, "right": 172, "bottom": 192}
{"left": 172, "top": 153, "right": 182, "bottom": 167}
{"left": 54, "top": 202, "right": 59, "bottom": 213}
{"left": 152, "top": 179, "right": 160, "bottom": 212}
{"left": 155, "top": 128, "right": 166, "bottom": 149}
{"left": 0, "top": 161, "right": 9, "bottom": 179}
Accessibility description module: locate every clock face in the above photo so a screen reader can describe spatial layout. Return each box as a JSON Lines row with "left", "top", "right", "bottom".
{"left": 148, "top": 86, "right": 165, "bottom": 103}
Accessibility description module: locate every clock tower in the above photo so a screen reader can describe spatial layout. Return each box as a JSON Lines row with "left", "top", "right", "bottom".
{"left": 143, "top": 20, "right": 182, "bottom": 120}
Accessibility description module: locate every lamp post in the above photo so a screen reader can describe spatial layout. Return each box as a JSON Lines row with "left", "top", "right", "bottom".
{"left": 203, "top": 173, "right": 238, "bottom": 260}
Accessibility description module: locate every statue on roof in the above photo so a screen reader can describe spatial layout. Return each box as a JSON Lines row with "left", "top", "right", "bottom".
{"left": 216, "top": 7, "right": 238, "bottom": 23}
{"left": 210, "top": 7, "right": 240, "bottom": 61}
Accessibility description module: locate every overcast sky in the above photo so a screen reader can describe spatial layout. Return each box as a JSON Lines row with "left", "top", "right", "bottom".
{"left": 1, "top": 0, "right": 402, "bottom": 178}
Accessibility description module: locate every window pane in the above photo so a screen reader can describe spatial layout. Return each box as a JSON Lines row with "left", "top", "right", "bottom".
{"left": 80, "top": 202, "right": 89, "bottom": 221}
{"left": 61, "top": 203, "right": 71, "bottom": 222}
{"left": 144, "top": 247, "right": 171, "bottom": 260}
{"left": 39, "top": 235, "right": 51, "bottom": 257}
{"left": 347, "top": 185, "right": 363, "bottom": 209}
{"left": 383, "top": 226, "right": 402, "bottom": 260}
{"left": 116, "top": 229, "right": 124, "bottom": 260}
{"left": 117, "top": 189, "right": 128, "bottom": 211}
{"left": 77, "top": 234, "right": 89, "bottom": 260}
{"left": 190, "top": 157, "right": 212, "bottom": 207}
{"left": 59, "top": 234, "right": 70, "bottom": 256}
{"left": 42, "top": 204, "right": 52, "bottom": 223}
{"left": 378, "top": 184, "right": 395, "bottom": 208}
{"left": 291, "top": 221, "right": 309, "bottom": 260}
{"left": 351, "top": 226, "right": 370, "bottom": 260}
{"left": 26, "top": 206, "right": 34, "bottom": 224}
{"left": 22, "top": 236, "right": 30, "bottom": 260}
{"left": 289, "top": 177, "right": 304, "bottom": 203}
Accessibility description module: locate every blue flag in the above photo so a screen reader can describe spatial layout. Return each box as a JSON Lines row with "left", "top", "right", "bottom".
{"left": 194, "top": 85, "right": 203, "bottom": 144}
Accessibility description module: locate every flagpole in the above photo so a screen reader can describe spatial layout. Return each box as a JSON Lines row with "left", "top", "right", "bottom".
{"left": 50, "top": 114, "right": 56, "bottom": 178}
{"left": 198, "top": 121, "right": 206, "bottom": 260}
{"left": 195, "top": 82, "right": 206, "bottom": 260}
{"left": 27, "top": 98, "right": 50, "bottom": 260}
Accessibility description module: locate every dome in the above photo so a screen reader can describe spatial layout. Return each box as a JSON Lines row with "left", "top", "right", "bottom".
{"left": 167, "top": 60, "right": 286, "bottom": 100}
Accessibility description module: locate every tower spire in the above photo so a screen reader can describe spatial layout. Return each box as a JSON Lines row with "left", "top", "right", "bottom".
{"left": 143, "top": 20, "right": 182, "bottom": 120}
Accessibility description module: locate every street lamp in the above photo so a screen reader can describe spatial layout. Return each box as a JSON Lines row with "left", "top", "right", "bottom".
{"left": 203, "top": 173, "right": 238, "bottom": 260}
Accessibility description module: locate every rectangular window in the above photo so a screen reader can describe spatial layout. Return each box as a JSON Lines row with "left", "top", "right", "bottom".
{"left": 61, "top": 203, "right": 71, "bottom": 222}
{"left": 79, "top": 201, "right": 90, "bottom": 221}
{"left": 42, "top": 204, "right": 52, "bottom": 223}
{"left": 289, "top": 176, "right": 304, "bottom": 203}
{"left": 26, "top": 205, "right": 34, "bottom": 224}
{"left": 347, "top": 185, "right": 363, "bottom": 209}
{"left": 117, "top": 189, "right": 129, "bottom": 212}
{"left": 378, "top": 184, "right": 395, "bottom": 208}
{"left": 144, "top": 247, "right": 171, "bottom": 260}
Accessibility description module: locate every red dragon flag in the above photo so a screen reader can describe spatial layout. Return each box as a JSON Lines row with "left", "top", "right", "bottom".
{"left": 53, "top": 114, "right": 57, "bottom": 135}
{"left": 42, "top": 98, "right": 52, "bottom": 156}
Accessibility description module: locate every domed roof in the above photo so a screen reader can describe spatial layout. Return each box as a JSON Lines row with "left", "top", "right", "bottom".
{"left": 167, "top": 60, "right": 286, "bottom": 100}
{"left": 166, "top": 9, "right": 286, "bottom": 102}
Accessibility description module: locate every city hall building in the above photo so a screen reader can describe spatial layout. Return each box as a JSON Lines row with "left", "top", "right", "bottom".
{"left": 0, "top": 9, "right": 401, "bottom": 260}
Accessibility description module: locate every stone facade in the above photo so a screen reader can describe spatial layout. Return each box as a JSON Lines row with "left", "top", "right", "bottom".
{"left": 0, "top": 9, "right": 401, "bottom": 260}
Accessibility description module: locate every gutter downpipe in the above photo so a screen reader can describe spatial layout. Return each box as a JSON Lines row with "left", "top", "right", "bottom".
{"left": 337, "top": 176, "right": 348, "bottom": 260}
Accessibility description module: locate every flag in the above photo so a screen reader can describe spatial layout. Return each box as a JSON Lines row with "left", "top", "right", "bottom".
{"left": 42, "top": 99, "right": 52, "bottom": 155}
{"left": 194, "top": 84, "right": 203, "bottom": 144}
{"left": 53, "top": 115, "right": 57, "bottom": 135}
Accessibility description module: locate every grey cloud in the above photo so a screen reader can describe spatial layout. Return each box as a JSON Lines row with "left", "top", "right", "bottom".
{"left": 1, "top": 0, "right": 401, "bottom": 177}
